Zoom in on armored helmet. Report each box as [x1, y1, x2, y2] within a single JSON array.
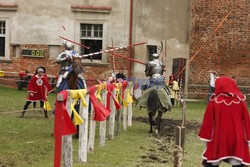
[[63, 41, 74, 50], [152, 53, 160, 59]]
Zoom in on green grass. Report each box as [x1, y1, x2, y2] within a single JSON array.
[[0, 87, 156, 167], [0, 86, 249, 167]]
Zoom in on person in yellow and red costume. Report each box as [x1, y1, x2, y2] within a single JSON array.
[[199, 76, 250, 167], [20, 67, 53, 118]]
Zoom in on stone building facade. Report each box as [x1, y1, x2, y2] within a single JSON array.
[[188, 0, 250, 98], [2, 0, 248, 100], [0, 0, 191, 90]]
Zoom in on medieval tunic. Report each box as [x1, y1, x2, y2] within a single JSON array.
[[199, 77, 250, 165], [27, 74, 53, 102]]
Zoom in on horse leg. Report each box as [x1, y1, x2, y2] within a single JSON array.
[[155, 111, 163, 134], [148, 112, 154, 133]]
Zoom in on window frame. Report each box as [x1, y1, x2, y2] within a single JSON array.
[[80, 23, 103, 61], [0, 18, 10, 60], [75, 20, 108, 64], [147, 45, 157, 61]]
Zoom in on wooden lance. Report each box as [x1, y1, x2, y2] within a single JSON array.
[[59, 36, 147, 65]]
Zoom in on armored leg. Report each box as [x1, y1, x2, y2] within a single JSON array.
[[56, 75, 63, 88], [62, 71, 69, 79]]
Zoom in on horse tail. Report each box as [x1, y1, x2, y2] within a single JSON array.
[[147, 89, 161, 117]]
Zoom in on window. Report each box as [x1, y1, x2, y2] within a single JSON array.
[[80, 24, 103, 60], [147, 45, 157, 61], [0, 21, 6, 57]]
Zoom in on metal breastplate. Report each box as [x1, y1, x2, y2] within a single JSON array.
[[146, 60, 163, 79], [56, 52, 72, 71]]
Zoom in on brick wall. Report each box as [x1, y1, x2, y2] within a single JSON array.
[[189, 0, 250, 99], [0, 44, 130, 88]]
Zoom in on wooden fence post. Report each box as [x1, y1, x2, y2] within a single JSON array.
[[115, 108, 121, 135], [108, 88, 116, 139], [174, 99, 186, 167], [88, 102, 96, 153], [127, 82, 133, 127], [99, 85, 107, 146], [123, 86, 128, 131], [78, 93, 89, 162], [175, 99, 186, 148], [62, 94, 73, 167], [115, 85, 121, 136]]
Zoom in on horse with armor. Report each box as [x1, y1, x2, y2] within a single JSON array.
[[137, 44, 172, 134]]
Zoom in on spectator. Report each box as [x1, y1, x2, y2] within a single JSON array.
[[168, 75, 179, 106], [199, 77, 250, 167], [208, 70, 218, 101], [20, 67, 53, 118], [116, 68, 126, 81]]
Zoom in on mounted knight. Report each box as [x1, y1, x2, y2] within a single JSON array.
[[137, 43, 172, 134], [54, 41, 86, 91]]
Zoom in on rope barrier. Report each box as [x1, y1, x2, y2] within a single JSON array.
[[0, 107, 45, 115]]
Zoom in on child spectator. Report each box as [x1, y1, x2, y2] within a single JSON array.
[[199, 77, 250, 167], [20, 67, 53, 118], [168, 75, 179, 106]]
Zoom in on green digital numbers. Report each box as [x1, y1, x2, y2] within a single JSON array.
[[31, 50, 44, 57]]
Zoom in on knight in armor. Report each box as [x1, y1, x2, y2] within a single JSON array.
[[137, 48, 172, 114], [145, 52, 165, 87], [54, 41, 79, 88], [137, 47, 172, 134]]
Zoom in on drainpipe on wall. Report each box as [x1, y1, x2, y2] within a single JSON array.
[[128, 0, 133, 78]]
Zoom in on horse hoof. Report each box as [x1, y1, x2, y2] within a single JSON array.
[[149, 130, 153, 133], [155, 130, 160, 137]]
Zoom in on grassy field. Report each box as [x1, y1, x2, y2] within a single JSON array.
[[0, 86, 248, 167]]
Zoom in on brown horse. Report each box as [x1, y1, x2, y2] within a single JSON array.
[[67, 56, 85, 90], [65, 56, 86, 138]]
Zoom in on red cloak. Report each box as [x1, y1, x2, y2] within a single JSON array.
[[27, 74, 53, 101], [199, 77, 250, 165]]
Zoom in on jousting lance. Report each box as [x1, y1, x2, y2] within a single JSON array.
[[59, 36, 89, 49], [107, 52, 146, 65], [80, 42, 147, 65], [59, 36, 147, 65], [79, 41, 147, 59]]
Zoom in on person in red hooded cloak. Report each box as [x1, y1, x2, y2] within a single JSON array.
[[199, 76, 250, 167], [20, 67, 53, 118]]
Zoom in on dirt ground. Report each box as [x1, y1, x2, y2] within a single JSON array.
[[134, 116, 201, 166]]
